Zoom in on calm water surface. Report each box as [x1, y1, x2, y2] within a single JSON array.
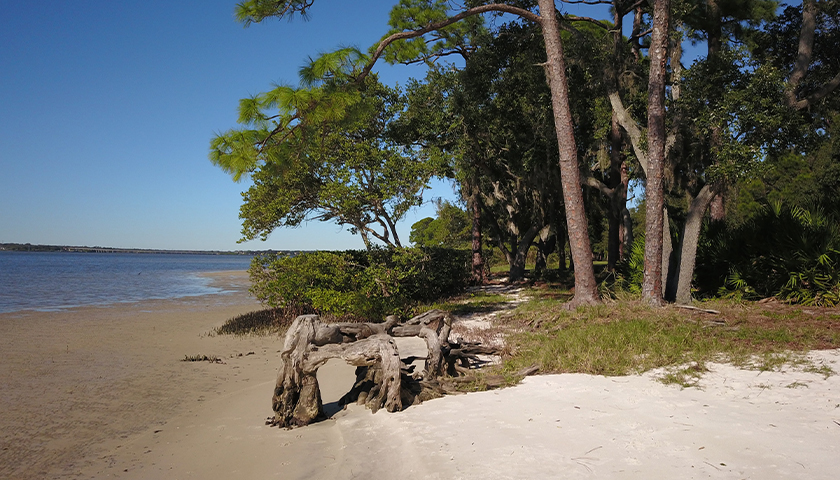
[[0, 251, 253, 314]]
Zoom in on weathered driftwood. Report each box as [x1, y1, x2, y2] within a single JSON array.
[[268, 309, 504, 428]]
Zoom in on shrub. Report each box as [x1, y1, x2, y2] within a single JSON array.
[[696, 202, 840, 306], [249, 247, 471, 319], [603, 234, 646, 296]]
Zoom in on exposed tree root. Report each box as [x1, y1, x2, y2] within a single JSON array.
[[268, 310, 506, 428]]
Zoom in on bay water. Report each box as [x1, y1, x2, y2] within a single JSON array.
[[0, 251, 254, 314]]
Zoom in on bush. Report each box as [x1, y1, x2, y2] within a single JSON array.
[[696, 202, 840, 306], [249, 247, 471, 319]]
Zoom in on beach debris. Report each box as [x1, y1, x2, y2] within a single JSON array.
[[267, 309, 504, 428], [674, 304, 721, 315], [181, 354, 224, 364]]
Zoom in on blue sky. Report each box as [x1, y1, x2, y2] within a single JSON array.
[[1, 0, 636, 251]]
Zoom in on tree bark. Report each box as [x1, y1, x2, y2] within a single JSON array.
[[509, 225, 542, 282], [470, 185, 485, 285], [607, 113, 626, 271], [557, 220, 567, 270], [537, 0, 599, 306], [668, 184, 715, 303], [620, 161, 633, 259], [641, 0, 671, 306]]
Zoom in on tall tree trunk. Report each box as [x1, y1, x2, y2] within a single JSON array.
[[620, 161, 632, 259], [705, 0, 727, 224], [607, 113, 625, 271], [537, 0, 599, 306], [535, 238, 548, 276], [641, 0, 671, 306], [662, 207, 676, 297], [470, 185, 485, 285], [631, 7, 644, 61]]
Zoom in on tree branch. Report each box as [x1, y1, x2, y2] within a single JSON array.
[[607, 91, 649, 175], [788, 0, 817, 97], [358, 4, 542, 83], [630, 28, 653, 42], [792, 71, 840, 110], [582, 175, 616, 197], [565, 15, 612, 31], [785, 0, 840, 110]]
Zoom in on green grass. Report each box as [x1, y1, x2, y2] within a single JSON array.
[[493, 292, 840, 386]]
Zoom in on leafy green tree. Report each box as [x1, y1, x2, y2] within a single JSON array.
[[212, 77, 437, 248], [409, 200, 472, 248], [665, 0, 840, 303]]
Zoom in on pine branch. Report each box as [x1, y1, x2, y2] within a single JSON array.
[[358, 4, 542, 83]]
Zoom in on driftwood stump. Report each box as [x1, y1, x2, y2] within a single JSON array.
[[268, 310, 502, 428]]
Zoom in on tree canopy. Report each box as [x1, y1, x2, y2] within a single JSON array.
[[212, 0, 840, 307]]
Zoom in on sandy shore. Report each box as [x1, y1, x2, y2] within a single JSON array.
[[2, 273, 839, 479]]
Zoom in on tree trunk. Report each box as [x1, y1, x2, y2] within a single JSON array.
[[709, 193, 725, 221], [535, 238, 548, 276], [607, 113, 625, 271], [470, 186, 485, 284], [641, 0, 671, 306], [557, 221, 567, 270], [668, 184, 715, 304], [620, 162, 633, 259], [537, 0, 599, 306], [662, 207, 677, 297], [509, 225, 541, 282]]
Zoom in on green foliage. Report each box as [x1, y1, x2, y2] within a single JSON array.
[[501, 294, 840, 381], [697, 202, 840, 306], [248, 247, 471, 319], [605, 234, 647, 295], [234, 0, 316, 25], [409, 200, 471, 248], [733, 112, 840, 223], [378, 0, 487, 65], [214, 78, 437, 247]]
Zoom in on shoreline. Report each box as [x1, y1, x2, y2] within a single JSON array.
[[0, 269, 252, 316], [0, 274, 267, 479], [2, 276, 839, 478]]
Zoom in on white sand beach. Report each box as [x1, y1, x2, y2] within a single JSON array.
[[2, 272, 839, 479]]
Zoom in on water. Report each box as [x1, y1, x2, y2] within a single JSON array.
[[0, 251, 254, 314]]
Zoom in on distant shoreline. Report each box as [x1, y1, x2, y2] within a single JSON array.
[[0, 243, 304, 256]]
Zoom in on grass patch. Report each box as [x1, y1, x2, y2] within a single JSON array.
[[492, 290, 840, 384], [213, 307, 367, 337], [213, 307, 294, 336]]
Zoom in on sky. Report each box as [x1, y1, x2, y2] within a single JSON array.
[[1, 0, 632, 252]]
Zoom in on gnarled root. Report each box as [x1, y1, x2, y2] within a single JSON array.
[[270, 310, 505, 428]]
